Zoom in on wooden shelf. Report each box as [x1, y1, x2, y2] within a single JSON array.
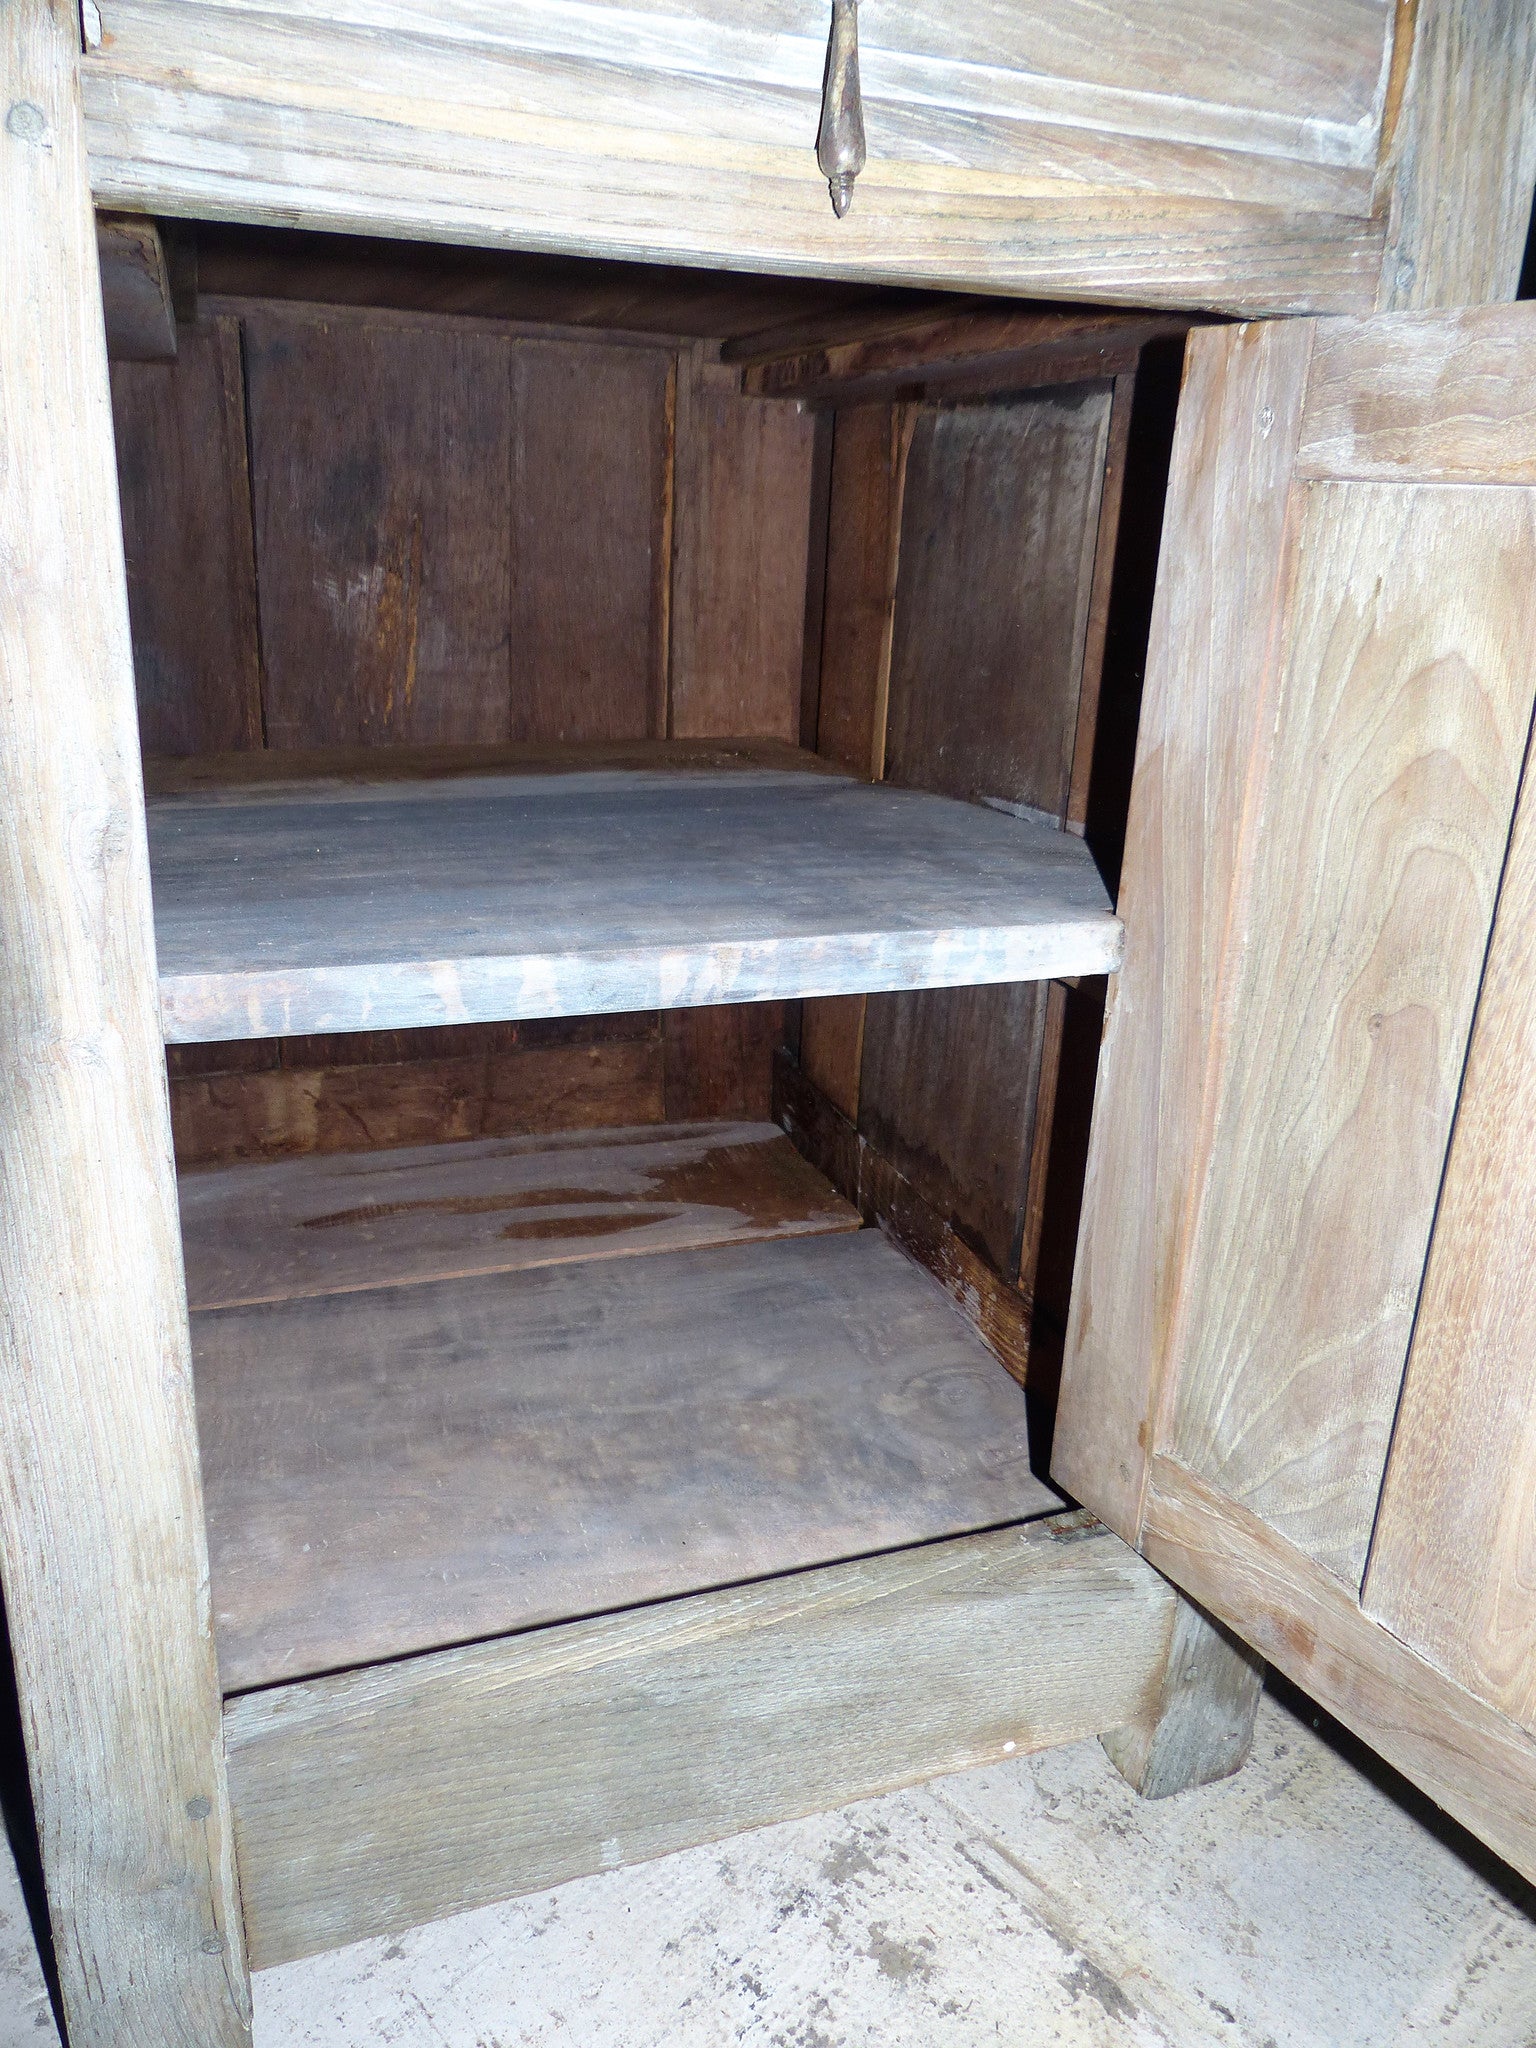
[[148, 764, 1122, 1043], [192, 1219, 1058, 1692], [179, 1119, 861, 1311]]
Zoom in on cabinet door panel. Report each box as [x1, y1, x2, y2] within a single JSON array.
[[1165, 480, 1534, 1581], [1056, 303, 1536, 1875]]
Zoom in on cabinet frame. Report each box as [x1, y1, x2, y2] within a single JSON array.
[[3, 0, 1535, 2040]]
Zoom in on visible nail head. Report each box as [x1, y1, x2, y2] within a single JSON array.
[[200, 1934, 225, 1955], [185, 1794, 212, 1821], [6, 102, 48, 146]]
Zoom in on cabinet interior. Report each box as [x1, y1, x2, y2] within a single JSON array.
[[108, 221, 1185, 1700]]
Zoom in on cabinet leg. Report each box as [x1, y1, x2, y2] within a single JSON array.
[[1102, 1590, 1263, 1799]]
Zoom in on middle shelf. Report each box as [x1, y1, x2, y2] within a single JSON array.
[[147, 754, 1122, 1043]]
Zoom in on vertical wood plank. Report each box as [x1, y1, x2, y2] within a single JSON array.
[[1163, 482, 1536, 1582], [1052, 320, 1316, 1541], [882, 390, 1113, 814], [861, 388, 1113, 1284], [509, 337, 674, 741], [798, 402, 913, 1125], [663, 1003, 785, 1122], [0, 4, 249, 2040], [242, 306, 514, 747], [669, 349, 817, 740], [111, 315, 264, 755], [1376, 0, 1536, 311], [1365, 727, 1536, 1730]]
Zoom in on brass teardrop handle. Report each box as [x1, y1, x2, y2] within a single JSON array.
[[817, 0, 866, 218]]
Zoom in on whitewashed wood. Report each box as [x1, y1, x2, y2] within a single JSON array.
[[194, 1229, 1059, 1691], [1364, 747, 1536, 1733], [1375, 0, 1536, 311], [1163, 480, 1535, 1582], [1143, 1458, 1536, 1888], [1052, 319, 1315, 1542], [180, 1118, 860, 1310], [224, 1513, 1175, 1967], [148, 769, 1123, 1043], [80, 1, 1391, 315], [0, 3, 247, 2041], [1297, 305, 1536, 484], [1101, 1596, 1262, 1800]]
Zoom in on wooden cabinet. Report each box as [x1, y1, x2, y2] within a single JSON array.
[[4, 1, 1536, 2041]]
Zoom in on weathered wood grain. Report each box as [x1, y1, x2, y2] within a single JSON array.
[[181, 1120, 858, 1310], [510, 336, 674, 741], [170, 1024, 666, 1168], [1364, 737, 1536, 1731], [668, 350, 816, 741], [0, 3, 248, 2038], [225, 1514, 1173, 1968], [147, 769, 1124, 1042], [144, 735, 835, 798], [242, 304, 514, 746], [883, 392, 1113, 814], [1298, 305, 1536, 484], [1375, 0, 1536, 311], [796, 403, 911, 1122], [812, 404, 911, 780], [1101, 1594, 1263, 1800], [860, 983, 1051, 1282], [1143, 1458, 1536, 1887], [773, 1054, 1036, 1388], [193, 222, 909, 341], [194, 1229, 1057, 1691], [861, 389, 1113, 1280], [80, 1, 1393, 315], [96, 209, 176, 358], [1164, 481, 1535, 1582], [661, 1003, 785, 1121], [111, 316, 264, 756], [1052, 319, 1315, 1541], [738, 307, 1184, 403]]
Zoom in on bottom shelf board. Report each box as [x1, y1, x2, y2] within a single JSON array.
[[194, 1229, 1058, 1693], [179, 1119, 861, 1311]]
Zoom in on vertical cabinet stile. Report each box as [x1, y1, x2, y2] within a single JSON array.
[[0, 2, 249, 2041]]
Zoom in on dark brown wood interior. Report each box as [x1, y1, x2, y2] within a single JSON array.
[[112, 222, 1183, 1432]]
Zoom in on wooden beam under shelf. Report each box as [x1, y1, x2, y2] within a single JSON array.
[[148, 767, 1123, 1043], [225, 1512, 1177, 1968]]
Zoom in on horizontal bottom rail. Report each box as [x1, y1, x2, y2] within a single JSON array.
[[226, 1514, 1176, 1967]]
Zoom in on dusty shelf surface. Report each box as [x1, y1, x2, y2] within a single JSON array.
[[148, 766, 1122, 1043], [193, 1225, 1058, 1692]]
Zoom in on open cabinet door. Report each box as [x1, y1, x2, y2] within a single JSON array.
[[1054, 304, 1536, 1879]]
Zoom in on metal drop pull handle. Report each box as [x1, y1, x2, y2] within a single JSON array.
[[817, 0, 866, 218]]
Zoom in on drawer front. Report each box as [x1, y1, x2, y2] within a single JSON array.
[[82, 0, 1392, 315]]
